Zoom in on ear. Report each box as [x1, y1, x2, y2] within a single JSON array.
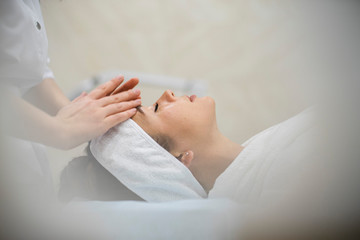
[[179, 151, 194, 167]]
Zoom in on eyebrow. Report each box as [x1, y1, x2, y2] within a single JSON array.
[[136, 105, 144, 114]]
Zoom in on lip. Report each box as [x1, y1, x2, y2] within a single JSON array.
[[189, 95, 197, 102]]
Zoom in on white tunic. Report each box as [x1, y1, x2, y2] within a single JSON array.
[[0, 0, 54, 196], [0, 0, 54, 94]]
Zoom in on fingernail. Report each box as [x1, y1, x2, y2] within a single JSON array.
[[132, 89, 140, 95], [135, 99, 141, 104], [131, 108, 137, 113]]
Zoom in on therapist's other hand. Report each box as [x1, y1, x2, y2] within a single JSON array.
[[55, 75, 141, 149]]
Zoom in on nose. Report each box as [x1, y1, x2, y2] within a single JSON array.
[[159, 89, 176, 103]]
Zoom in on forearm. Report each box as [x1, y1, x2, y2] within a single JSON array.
[[23, 78, 70, 115], [1, 76, 141, 150], [2, 93, 67, 149]]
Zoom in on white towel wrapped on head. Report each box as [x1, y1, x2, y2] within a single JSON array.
[[90, 119, 207, 202]]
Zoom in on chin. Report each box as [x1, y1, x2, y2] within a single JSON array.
[[200, 96, 216, 118], [199, 96, 215, 104], [203, 96, 215, 109]]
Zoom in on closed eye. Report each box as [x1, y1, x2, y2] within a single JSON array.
[[154, 103, 159, 112]]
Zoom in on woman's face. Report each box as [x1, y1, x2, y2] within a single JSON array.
[[132, 90, 217, 154]]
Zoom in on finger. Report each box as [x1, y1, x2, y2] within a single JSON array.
[[98, 88, 141, 107], [105, 108, 137, 128], [72, 91, 87, 103], [104, 99, 141, 117], [110, 78, 139, 96], [88, 75, 124, 99]]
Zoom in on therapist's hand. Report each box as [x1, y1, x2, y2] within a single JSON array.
[[55, 75, 141, 149]]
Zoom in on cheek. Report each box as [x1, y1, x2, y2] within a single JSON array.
[[162, 110, 190, 130], [158, 108, 193, 139], [159, 98, 216, 139]]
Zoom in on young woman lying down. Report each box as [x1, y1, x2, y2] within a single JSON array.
[[60, 90, 317, 203]]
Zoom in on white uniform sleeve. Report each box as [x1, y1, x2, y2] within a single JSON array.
[[42, 57, 55, 80]]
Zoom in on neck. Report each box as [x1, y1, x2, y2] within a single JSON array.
[[191, 131, 243, 193]]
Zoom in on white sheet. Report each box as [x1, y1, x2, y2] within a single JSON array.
[[209, 107, 319, 204], [66, 199, 242, 240]]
